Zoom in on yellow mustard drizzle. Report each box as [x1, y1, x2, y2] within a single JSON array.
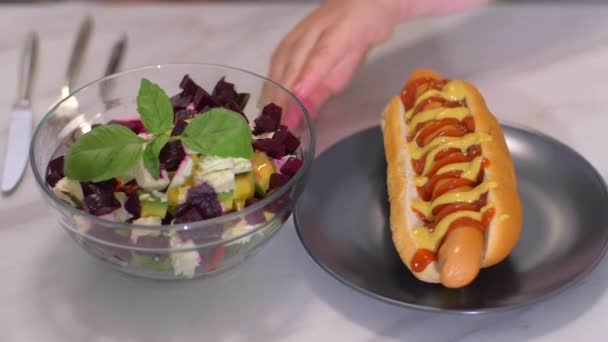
[[404, 80, 468, 119], [407, 135, 461, 160], [420, 132, 492, 176], [414, 176, 428, 187], [411, 200, 431, 219], [412, 205, 493, 251], [430, 181, 497, 211], [404, 79, 497, 251], [436, 156, 483, 181], [407, 107, 470, 135]]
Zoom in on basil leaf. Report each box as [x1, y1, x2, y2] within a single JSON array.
[[143, 135, 170, 178], [137, 78, 174, 134], [65, 124, 145, 182], [181, 108, 253, 159]]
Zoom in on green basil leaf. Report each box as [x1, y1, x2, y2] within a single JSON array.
[[143, 135, 170, 178], [181, 108, 253, 159], [136, 78, 174, 134], [65, 124, 145, 182]]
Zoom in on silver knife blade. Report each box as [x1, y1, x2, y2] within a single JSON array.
[[1, 31, 38, 193], [1, 107, 33, 192]]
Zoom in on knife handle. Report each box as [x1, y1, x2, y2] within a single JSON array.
[[64, 16, 93, 93], [17, 31, 38, 106]]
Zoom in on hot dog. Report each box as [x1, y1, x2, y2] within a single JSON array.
[[380, 68, 523, 288]]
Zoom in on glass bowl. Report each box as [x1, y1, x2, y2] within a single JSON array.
[[29, 63, 315, 280]]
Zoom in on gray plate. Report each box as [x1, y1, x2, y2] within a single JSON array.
[[294, 124, 608, 314]]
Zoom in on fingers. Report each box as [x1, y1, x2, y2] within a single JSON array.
[[284, 46, 368, 130], [293, 25, 349, 99]]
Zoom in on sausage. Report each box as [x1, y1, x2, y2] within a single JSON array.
[[380, 68, 523, 288]]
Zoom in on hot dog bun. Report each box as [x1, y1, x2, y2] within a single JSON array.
[[380, 68, 523, 288]]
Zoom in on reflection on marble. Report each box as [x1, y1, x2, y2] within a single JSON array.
[[2, 2, 608, 341]]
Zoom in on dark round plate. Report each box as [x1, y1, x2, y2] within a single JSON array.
[[294, 124, 608, 314]]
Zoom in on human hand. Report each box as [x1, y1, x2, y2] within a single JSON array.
[[263, 0, 489, 129], [263, 0, 407, 128]]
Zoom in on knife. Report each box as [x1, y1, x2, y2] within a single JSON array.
[[1, 32, 38, 193]]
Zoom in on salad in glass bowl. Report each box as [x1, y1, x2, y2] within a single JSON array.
[[30, 64, 315, 280]]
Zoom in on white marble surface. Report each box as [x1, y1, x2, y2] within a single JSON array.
[[2, 2, 608, 341]]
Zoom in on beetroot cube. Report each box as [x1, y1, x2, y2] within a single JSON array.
[[252, 138, 286, 159], [124, 193, 140, 218], [179, 74, 202, 96], [174, 205, 205, 224], [236, 93, 250, 110], [212, 77, 238, 103], [159, 140, 186, 172], [120, 180, 140, 196], [273, 128, 300, 154], [175, 109, 197, 122], [268, 173, 290, 191], [171, 119, 188, 136], [46, 155, 65, 188], [108, 119, 146, 134], [280, 157, 303, 177], [187, 183, 222, 219], [262, 103, 282, 123], [170, 92, 192, 111], [193, 87, 219, 112], [253, 115, 279, 135]]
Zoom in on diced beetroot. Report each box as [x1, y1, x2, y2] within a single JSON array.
[[267, 191, 293, 215], [187, 183, 222, 217], [174, 204, 205, 224], [178, 223, 223, 244], [245, 198, 259, 207], [174, 183, 222, 224], [244, 198, 266, 225], [273, 128, 301, 154], [81, 180, 121, 216], [120, 179, 140, 196], [162, 212, 174, 225], [212, 77, 238, 104], [83, 192, 121, 216], [171, 119, 188, 136], [159, 141, 186, 172], [280, 157, 303, 177], [252, 138, 286, 159], [253, 115, 279, 135], [46, 155, 65, 188], [86, 226, 132, 261], [171, 120, 188, 137], [81, 179, 115, 196], [223, 101, 246, 117], [124, 193, 140, 218], [175, 109, 197, 122], [262, 103, 282, 123], [268, 173, 290, 191], [193, 87, 219, 112], [179, 74, 202, 97], [136, 235, 170, 249], [170, 92, 192, 111], [108, 119, 146, 134], [236, 93, 250, 110]]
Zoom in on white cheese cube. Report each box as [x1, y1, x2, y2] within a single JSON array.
[[193, 169, 235, 194], [170, 236, 200, 278], [52, 177, 84, 207], [198, 155, 234, 175], [232, 158, 252, 174], [135, 159, 170, 191], [168, 156, 194, 189]]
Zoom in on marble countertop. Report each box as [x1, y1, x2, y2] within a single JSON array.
[[2, 2, 608, 341]]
